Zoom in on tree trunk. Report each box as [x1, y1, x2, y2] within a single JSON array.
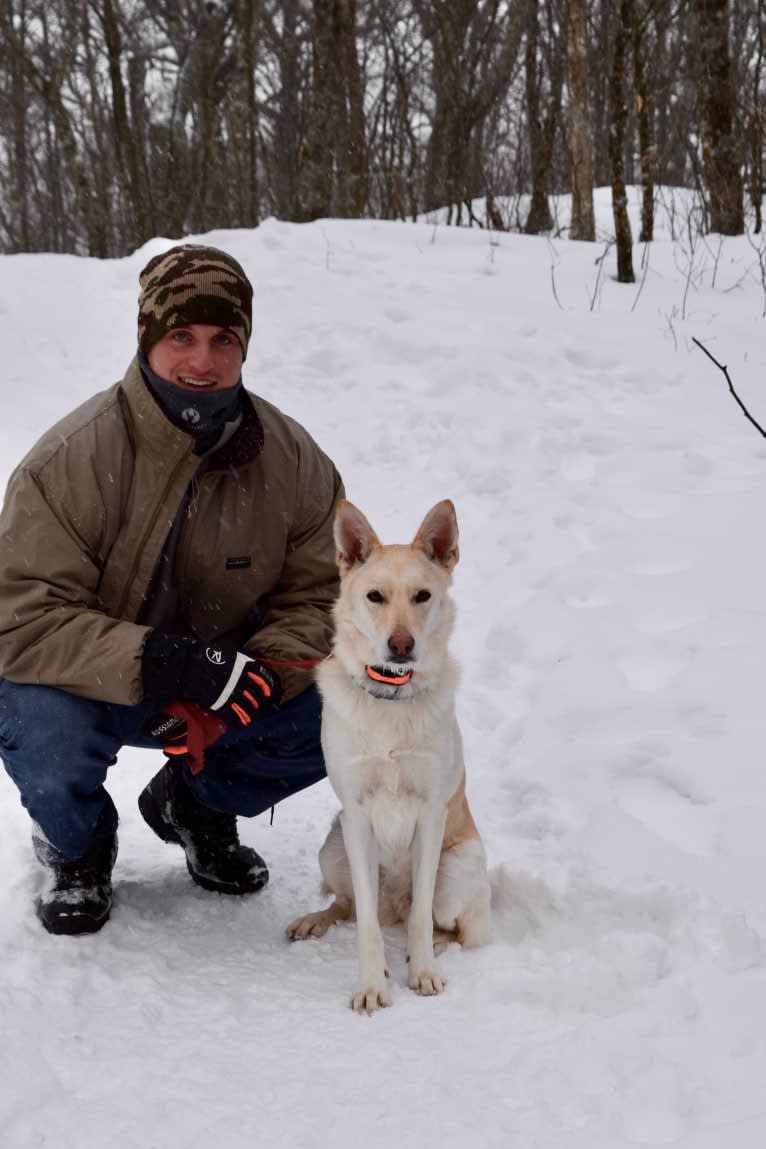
[[747, 0, 764, 233], [271, 0, 303, 220], [300, 0, 368, 221], [303, 0, 336, 219], [525, 0, 554, 233], [698, 0, 744, 234], [419, 0, 525, 216], [3, 0, 31, 250], [239, 0, 259, 227], [610, 0, 635, 282], [338, 0, 368, 216], [632, 0, 655, 242], [100, 0, 153, 249], [567, 0, 595, 241]]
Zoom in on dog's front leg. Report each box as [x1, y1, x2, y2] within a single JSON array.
[[340, 806, 389, 1014], [408, 808, 448, 996]]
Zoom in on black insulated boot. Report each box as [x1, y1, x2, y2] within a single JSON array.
[[138, 763, 268, 895], [34, 834, 117, 936]]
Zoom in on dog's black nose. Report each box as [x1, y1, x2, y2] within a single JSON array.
[[388, 630, 414, 658]]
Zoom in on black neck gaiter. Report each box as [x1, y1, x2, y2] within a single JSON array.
[[138, 350, 244, 441]]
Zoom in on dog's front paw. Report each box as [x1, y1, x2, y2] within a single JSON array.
[[408, 966, 447, 996], [351, 982, 391, 1014]]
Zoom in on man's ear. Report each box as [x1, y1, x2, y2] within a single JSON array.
[[334, 500, 381, 574], [413, 500, 459, 572]]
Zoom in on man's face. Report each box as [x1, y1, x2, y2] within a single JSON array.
[[147, 324, 243, 391]]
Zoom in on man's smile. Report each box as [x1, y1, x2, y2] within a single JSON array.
[[176, 375, 219, 390]]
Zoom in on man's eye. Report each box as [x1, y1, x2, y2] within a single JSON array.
[[171, 330, 191, 343], [213, 332, 233, 346], [366, 590, 385, 604], [414, 590, 431, 604]]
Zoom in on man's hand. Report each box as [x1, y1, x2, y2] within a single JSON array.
[[142, 632, 283, 732], [182, 645, 281, 728], [144, 710, 189, 757], [142, 701, 227, 775]]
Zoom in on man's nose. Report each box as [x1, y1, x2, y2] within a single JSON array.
[[187, 344, 216, 373]]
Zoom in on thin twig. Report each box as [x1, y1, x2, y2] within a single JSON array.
[[692, 337, 766, 439], [681, 212, 697, 321], [662, 306, 678, 351], [589, 241, 612, 312], [631, 242, 651, 313], [700, 234, 723, 290], [745, 229, 766, 317], [546, 238, 564, 310], [320, 226, 332, 271]]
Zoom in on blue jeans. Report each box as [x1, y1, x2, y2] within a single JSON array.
[[0, 679, 325, 861]]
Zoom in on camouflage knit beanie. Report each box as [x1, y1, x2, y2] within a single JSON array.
[[137, 244, 253, 359]]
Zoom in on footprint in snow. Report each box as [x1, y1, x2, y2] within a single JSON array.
[[613, 768, 715, 857], [383, 306, 410, 324], [560, 453, 597, 482], [617, 644, 694, 692]]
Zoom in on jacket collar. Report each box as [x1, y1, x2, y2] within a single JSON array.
[[121, 357, 265, 469]]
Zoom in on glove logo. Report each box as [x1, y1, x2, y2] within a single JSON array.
[[181, 407, 201, 425], [205, 647, 225, 665]]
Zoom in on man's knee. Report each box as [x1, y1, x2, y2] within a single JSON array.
[[0, 680, 108, 755], [191, 686, 327, 816], [255, 684, 323, 753]]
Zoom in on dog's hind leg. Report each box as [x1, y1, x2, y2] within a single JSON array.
[[455, 884, 491, 948], [433, 838, 491, 949], [432, 925, 460, 954], [287, 897, 352, 940], [287, 815, 355, 940], [317, 813, 354, 901]]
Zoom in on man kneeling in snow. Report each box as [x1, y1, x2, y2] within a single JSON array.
[[0, 244, 343, 934]]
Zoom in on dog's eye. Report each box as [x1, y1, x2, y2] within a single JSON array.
[[414, 590, 431, 604], [366, 590, 385, 604]]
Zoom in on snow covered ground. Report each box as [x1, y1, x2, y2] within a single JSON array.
[[2, 188, 766, 1148]]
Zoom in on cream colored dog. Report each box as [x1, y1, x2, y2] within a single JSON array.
[[288, 499, 490, 1013]]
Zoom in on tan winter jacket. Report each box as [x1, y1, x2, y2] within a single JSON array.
[[0, 359, 343, 705]]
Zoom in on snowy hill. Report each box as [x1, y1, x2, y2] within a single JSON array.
[[1, 191, 766, 1148]]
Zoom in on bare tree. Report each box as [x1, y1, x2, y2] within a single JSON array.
[[366, 1, 425, 220], [416, 0, 525, 219], [237, 0, 260, 227], [524, 0, 566, 234], [743, 0, 765, 232], [260, 0, 310, 221], [97, 0, 156, 248], [610, 0, 636, 281], [632, 0, 656, 242], [566, 0, 595, 240], [0, 0, 31, 250], [697, 0, 744, 234], [0, 0, 762, 256], [298, 0, 368, 220]]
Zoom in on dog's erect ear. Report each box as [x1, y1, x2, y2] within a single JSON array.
[[334, 500, 381, 573], [413, 500, 459, 572]]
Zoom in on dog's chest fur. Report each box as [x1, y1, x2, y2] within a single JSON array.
[[359, 749, 430, 866], [319, 668, 461, 868]]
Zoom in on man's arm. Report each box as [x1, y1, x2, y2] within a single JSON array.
[[0, 465, 149, 704]]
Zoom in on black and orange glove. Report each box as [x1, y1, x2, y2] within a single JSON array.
[[142, 632, 282, 732], [142, 701, 227, 775]]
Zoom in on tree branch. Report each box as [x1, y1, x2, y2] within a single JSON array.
[[692, 337, 766, 439]]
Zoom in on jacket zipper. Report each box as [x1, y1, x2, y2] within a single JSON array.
[[114, 455, 195, 618]]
